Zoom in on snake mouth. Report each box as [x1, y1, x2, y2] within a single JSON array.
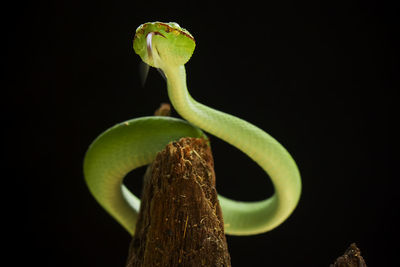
[[146, 31, 166, 62]]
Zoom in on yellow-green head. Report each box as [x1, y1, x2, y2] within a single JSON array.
[[133, 22, 195, 67]]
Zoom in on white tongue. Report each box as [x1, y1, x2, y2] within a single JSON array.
[[139, 61, 149, 87], [139, 62, 166, 88], [156, 68, 166, 81]]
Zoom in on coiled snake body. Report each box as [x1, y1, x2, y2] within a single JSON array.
[[84, 22, 301, 236]]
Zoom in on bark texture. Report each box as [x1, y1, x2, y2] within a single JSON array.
[[125, 137, 231, 267], [330, 243, 367, 267]]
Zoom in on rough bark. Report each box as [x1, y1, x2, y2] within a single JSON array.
[[125, 136, 231, 267], [330, 243, 367, 267]]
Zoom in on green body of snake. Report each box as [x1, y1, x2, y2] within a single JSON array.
[[83, 22, 301, 236]]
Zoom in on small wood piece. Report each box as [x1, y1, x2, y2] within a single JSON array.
[[154, 103, 171, 116], [330, 243, 367, 267], [125, 137, 231, 267]]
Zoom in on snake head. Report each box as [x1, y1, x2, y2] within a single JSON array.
[[133, 22, 195, 68]]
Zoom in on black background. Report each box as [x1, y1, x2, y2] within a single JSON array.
[[5, 0, 397, 266]]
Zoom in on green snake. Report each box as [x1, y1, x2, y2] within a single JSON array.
[[83, 22, 301, 236]]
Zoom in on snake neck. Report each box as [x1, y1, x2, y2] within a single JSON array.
[[161, 64, 257, 147], [163, 65, 191, 111], [161, 63, 259, 156], [162, 65, 204, 125], [162, 64, 229, 138]]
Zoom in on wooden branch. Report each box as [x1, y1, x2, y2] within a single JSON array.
[[330, 243, 367, 267], [125, 135, 231, 267]]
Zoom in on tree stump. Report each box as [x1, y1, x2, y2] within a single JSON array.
[[330, 243, 367, 267], [125, 136, 231, 267]]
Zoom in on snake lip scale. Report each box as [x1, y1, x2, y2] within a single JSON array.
[[84, 21, 302, 236]]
